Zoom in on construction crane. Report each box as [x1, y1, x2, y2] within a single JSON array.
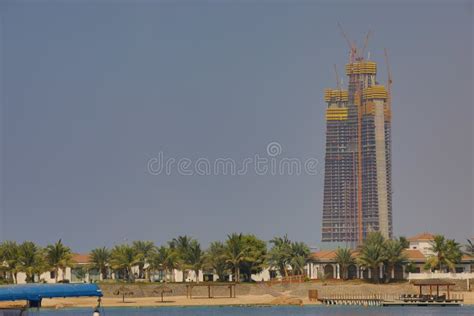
[[360, 30, 372, 60], [333, 64, 341, 90], [384, 48, 393, 108], [338, 22, 357, 63]]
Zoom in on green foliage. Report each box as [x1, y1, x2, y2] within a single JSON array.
[[383, 238, 407, 282], [5, 233, 468, 285], [240, 234, 267, 281], [223, 233, 248, 282], [288, 242, 310, 276], [169, 235, 193, 282], [186, 240, 205, 282], [132, 241, 156, 280], [267, 235, 310, 278], [17, 241, 47, 283], [267, 235, 292, 277], [90, 247, 111, 280], [45, 239, 73, 282], [148, 246, 179, 282], [357, 232, 386, 283], [204, 241, 228, 281], [464, 239, 474, 256], [335, 248, 354, 280], [398, 236, 410, 249], [72, 265, 87, 281], [424, 235, 462, 272], [0, 241, 20, 283], [404, 261, 417, 273], [110, 245, 138, 282]]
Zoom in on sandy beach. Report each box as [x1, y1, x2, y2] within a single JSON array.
[[0, 282, 472, 309], [0, 295, 296, 309]]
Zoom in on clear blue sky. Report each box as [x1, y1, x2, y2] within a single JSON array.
[[1, 1, 472, 251]]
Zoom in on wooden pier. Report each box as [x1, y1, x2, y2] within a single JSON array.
[[318, 294, 394, 306], [317, 280, 464, 307], [317, 293, 463, 307]]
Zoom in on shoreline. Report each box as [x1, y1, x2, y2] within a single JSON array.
[[1, 294, 473, 310], [0, 295, 317, 309], [0, 282, 472, 309]]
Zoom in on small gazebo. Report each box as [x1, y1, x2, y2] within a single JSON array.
[[113, 285, 134, 303], [412, 279, 456, 299], [153, 285, 173, 303]]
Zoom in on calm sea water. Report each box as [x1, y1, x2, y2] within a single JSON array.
[[18, 306, 474, 316]]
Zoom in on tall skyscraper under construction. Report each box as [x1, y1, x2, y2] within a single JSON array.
[[321, 38, 393, 246]]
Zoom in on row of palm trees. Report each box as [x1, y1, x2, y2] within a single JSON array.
[[104, 234, 270, 283], [350, 232, 407, 283], [337, 232, 467, 283], [0, 240, 72, 284], [1, 234, 471, 284], [100, 234, 307, 284], [0, 234, 305, 284]]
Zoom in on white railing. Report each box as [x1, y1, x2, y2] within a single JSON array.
[[408, 271, 474, 280]]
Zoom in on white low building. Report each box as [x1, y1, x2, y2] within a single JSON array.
[[15, 254, 99, 284], [304, 233, 474, 281]]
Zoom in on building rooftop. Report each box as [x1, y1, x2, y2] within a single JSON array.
[[403, 249, 426, 261], [72, 253, 91, 265], [407, 232, 435, 242], [311, 249, 359, 261], [461, 254, 474, 262], [411, 279, 456, 286], [311, 250, 338, 261]]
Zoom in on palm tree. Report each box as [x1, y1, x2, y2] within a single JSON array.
[[426, 235, 447, 271], [358, 243, 385, 283], [357, 232, 386, 283], [170, 236, 193, 282], [45, 239, 73, 282], [224, 233, 248, 283], [187, 240, 204, 283], [398, 236, 410, 249], [464, 239, 474, 256], [240, 235, 267, 281], [445, 239, 462, 271], [148, 246, 179, 282], [335, 248, 354, 280], [289, 242, 310, 276], [132, 241, 156, 280], [425, 235, 462, 272], [0, 241, 20, 283], [204, 241, 228, 282], [383, 239, 406, 282], [365, 231, 385, 245], [110, 245, 138, 282], [17, 241, 46, 283], [267, 235, 292, 278], [90, 247, 111, 280]]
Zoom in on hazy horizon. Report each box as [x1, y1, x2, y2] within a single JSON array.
[[1, 1, 472, 252]]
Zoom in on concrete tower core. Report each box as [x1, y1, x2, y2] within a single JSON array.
[[321, 56, 393, 247]]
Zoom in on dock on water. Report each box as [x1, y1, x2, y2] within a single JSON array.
[[317, 293, 464, 307], [313, 279, 465, 307]]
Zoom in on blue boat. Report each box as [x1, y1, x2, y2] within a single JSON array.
[[0, 284, 102, 311]]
